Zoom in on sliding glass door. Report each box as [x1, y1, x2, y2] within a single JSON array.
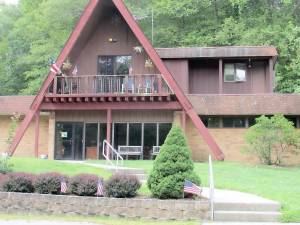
[[55, 122, 83, 160]]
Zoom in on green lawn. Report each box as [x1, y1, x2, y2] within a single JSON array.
[[88, 160, 300, 222], [10, 157, 111, 179], [0, 214, 197, 225], [7, 158, 300, 222]]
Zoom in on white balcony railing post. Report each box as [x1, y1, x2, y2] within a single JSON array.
[[54, 74, 172, 95]]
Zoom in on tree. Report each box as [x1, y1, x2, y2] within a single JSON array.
[[245, 114, 300, 166], [147, 125, 200, 199]]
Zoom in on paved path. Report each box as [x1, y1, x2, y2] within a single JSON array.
[[0, 221, 100, 225], [203, 223, 300, 225], [201, 187, 279, 204]]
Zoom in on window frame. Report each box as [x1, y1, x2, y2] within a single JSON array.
[[224, 63, 247, 83], [97, 55, 132, 75]]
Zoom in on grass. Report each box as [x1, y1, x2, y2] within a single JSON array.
[[0, 213, 198, 225], [10, 157, 111, 179], [88, 160, 300, 222], [7, 158, 300, 222]]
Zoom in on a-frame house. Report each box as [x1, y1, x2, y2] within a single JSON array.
[[9, 0, 225, 161]]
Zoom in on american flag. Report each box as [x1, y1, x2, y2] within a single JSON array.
[[50, 62, 62, 75], [96, 180, 104, 197], [60, 180, 67, 194], [184, 180, 202, 196]]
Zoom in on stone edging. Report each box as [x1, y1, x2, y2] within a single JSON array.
[[0, 192, 210, 221]]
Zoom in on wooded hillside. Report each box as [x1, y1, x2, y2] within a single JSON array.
[[0, 0, 300, 95]]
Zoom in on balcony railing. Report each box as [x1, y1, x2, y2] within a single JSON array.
[[47, 74, 172, 95]]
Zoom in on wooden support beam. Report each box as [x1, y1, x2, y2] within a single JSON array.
[[108, 97, 113, 102], [100, 97, 105, 102], [106, 109, 112, 159], [85, 97, 89, 102], [60, 97, 65, 103], [158, 96, 163, 102], [116, 96, 121, 102], [181, 111, 186, 132], [132, 96, 137, 102], [76, 97, 82, 102], [219, 59, 223, 94], [68, 97, 73, 103], [92, 97, 97, 102], [40, 101, 182, 111], [53, 98, 57, 103], [150, 96, 154, 102], [34, 111, 40, 158], [141, 96, 146, 102]]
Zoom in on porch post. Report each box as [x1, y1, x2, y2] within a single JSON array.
[[34, 111, 40, 158], [106, 109, 112, 144], [269, 58, 274, 93], [218, 59, 223, 94], [181, 111, 186, 132]]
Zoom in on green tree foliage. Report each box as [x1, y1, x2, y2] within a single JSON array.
[[126, 0, 300, 93], [147, 125, 200, 199], [245, 114, 300, 166], [0, 0, 300, 94], [0, 0, 88, 95]]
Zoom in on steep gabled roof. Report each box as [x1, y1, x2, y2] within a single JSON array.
[[10, 0, 225, 160]]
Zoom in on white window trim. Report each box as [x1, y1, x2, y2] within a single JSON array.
[[224, 63, 247, 83]]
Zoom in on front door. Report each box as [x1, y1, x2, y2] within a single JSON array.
[[55, 122, 83, 160]]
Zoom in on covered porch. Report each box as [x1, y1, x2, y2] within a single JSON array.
[[51, 110, 179, 161]]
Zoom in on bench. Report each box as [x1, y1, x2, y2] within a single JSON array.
[[117, 146, 143, 160], [151, 146, 161, 159]]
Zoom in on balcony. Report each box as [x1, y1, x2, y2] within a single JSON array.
[[43, 74, 177, 107], [47, 74, 172, 96]]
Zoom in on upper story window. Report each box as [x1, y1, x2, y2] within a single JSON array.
[[98, 55, 132, 75], [224, 63, 247, 82]]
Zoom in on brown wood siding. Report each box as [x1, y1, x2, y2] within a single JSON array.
[[163, 59, 189, 93], [189, 59, 269, 94], [56, 111, 107, 123], [222, 61, 267, 94], [75, 13, 157, 76], [55, 110, 173, 123], [189, 60, 219, 94]]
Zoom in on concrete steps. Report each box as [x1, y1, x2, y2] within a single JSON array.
[[214, 202, 281, 222]]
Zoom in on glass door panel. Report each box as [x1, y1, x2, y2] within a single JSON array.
[[85, 123, 98, 160], [55, 123, 73, 160], [99, 123, 107, 159], [74, 124, 83, 160], [143, 123, 157, 159], [159, 123, 172, 146], [129, 123, 142, 146], [55, 122, 83, 160], [113, 123, 127, 149]]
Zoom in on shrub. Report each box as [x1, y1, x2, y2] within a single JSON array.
[[35, 172, 66, 194], [104, 173, 141, 198], [245, 114, 300, 165], [69, 174, 100, 196], [147, 125, 201, 199], [2, 172, 35, 193], [0, 156, 13, 174]]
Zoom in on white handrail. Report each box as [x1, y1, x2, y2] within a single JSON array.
[[102, 140, 124, 170], [208, 155, 215, 221]]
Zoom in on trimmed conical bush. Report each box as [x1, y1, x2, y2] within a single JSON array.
[[147, 125, 201, 199]]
